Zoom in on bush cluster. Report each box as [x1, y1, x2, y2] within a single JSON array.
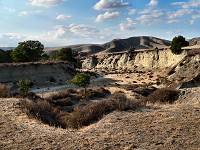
[[19, 87, 180, 129], [19, 89, 136, 129]]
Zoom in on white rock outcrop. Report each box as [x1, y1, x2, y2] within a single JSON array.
[[83, 49, 186, 70]]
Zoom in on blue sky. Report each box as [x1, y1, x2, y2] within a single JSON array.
[[0, 0, 200, 47]]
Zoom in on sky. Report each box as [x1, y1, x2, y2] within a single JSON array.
[[0, 0, 200, 47]]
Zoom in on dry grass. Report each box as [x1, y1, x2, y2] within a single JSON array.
[[146, 88, 180, 104], [19, 99, 65, 128], [0, 84, 11, 98], [19, 92, 137, 129], [19, 86, 181, 129], [187, 49, 200, 56], [58, 93, 136, 129], [77, 87, 111, 99]]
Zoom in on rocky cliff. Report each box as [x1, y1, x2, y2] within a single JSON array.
[[82, 48, 186, 71], [0, 62, 75, 86]]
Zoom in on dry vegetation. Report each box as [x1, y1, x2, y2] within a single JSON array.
[[0, 84, 11, 98], [17, 87, 180, 129]]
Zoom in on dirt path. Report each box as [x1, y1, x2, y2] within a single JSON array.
[[1, 87, 200, 150]]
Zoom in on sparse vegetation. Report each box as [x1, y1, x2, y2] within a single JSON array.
[[19, 91, 136, 129], [0, 84, 11, 97], [170, 35, 189, 54], [19, 86, 181, 129], [146, 88, 180, 104]]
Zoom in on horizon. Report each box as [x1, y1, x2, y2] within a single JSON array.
[[0, 0, 200, 47]]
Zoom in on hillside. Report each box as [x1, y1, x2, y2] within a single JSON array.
[[188, 37, 200, 46], [44, 36, 171, 55]]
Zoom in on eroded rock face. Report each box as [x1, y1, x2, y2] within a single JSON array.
[[83, 49, 186, 71], [168, 53, 200, 85], [0, 62, 75, 86]]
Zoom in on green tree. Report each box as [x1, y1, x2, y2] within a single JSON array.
[[69, 73, 90, 100], [170, 36, 189, 54], [56, 47, 73, 61], [49, 51, 58, 60], [11, 40, 44, 62], [0, 49, 12, 63], [18, 80, 31, 96], [41, 53, 49, 61]]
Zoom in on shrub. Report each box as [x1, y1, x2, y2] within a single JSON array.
[[146, 88, 180, 104], [69, 73, 90, 87], [0, 84, 11, 98], [63, 93, 133, 128], [18, 80, 31, 96], [69, 73, 90, 100], [108, 93, 133, 110], [19, 99, 65, 128], [56, 48, 73, 61], [77, 87, 111, 99], [19, 92, 136, 129]]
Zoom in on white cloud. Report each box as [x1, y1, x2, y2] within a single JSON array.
[[52, 25, 67, 38], [192, 14, 200, 19], [0, 33, 25, 40], [94, 0, 131, 11], [136, 9, 163, 24], [30, 0, 64, 7], [19, 10, 42, 16], [69, 24, 99, 37], [95, 11, 120, 22], [166, 30, 182, 35], [190, 20, 195, 24], [168, 9, 193, 20], [4, 7, 16, 13], [119, 18, 136, 31], [149, 0, 158, 6], [128, 9, 136, 15], [56, 14, 71, 20], [167, 19, 181, 24], [172, 0, 200, 9]]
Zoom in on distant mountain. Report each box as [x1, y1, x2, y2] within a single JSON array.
[[0, 47, 15, 51], [44, 36, 171, 55], [188, 37, 200, 46]]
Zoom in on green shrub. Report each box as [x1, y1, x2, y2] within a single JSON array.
[[18, 80, 31, 96], [69, 73, 90, 87]]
